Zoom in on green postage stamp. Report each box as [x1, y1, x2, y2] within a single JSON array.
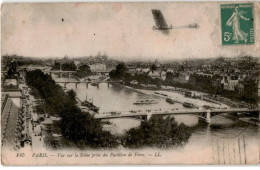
[[220, 3, 254, 45]]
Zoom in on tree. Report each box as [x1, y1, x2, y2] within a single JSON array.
[[51, 61, 76, 71], [116, 63, 127, 77], [6, 60, 18, 78], [66, 89, 77, 104], [151, 64, 158, 72], [78, 64, 91, 72], [52, 61, 61, 70], [165, 72, 174, 82], [74, 64, 92, 78], [62, 62, 76, 71], [109, 63, 127, 80], [122, 116, 191, 148]]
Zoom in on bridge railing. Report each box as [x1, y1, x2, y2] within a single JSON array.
[[96, 107, 258, 118]]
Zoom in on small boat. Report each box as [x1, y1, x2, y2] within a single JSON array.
[[134, 99, 158, 105], [161, 93, 168, 97], [183, 102, 194, 108], [91, 82, 98, 86], [110, 112, 121, 115], [92, 106, 100, 113], [202, 105, 211, 110], [166, 97, 175, 104], [185, 91, 192, 97], [102, 120, 112, 125], [81, 100, 100, 113]]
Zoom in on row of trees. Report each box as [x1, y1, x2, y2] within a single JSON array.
[[164, 72, 258, 104], [52, 61, 77, 71], [26, 70, 118, 148], [164, 73, 218, 93], [109, 63, 161, 87]]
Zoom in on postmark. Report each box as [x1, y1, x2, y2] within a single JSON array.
[[220, 3, 254, 45]]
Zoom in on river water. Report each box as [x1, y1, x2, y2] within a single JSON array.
[[55, 76, 259, 164]]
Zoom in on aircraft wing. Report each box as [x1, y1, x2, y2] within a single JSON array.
[[152, 9, 168, 27]]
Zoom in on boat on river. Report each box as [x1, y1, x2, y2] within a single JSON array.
[[134, 99, 158, 105], [202, 105, 211, 110], [183, 102, 195, 108], [166, 97, 175, 104], [110, 111, 121, 115], [81, 100, 99, 112], [91, 82, 98, 87]]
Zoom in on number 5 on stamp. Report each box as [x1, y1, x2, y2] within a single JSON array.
[[220, 3, 254, 45]]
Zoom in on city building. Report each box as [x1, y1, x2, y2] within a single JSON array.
[[1, 93, 23, 151], [89, 63, 107, 72]]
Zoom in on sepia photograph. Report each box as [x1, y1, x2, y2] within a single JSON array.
[[1, 1, 260, 165]]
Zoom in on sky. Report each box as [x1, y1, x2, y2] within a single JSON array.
[[1, 2, 260, 61]]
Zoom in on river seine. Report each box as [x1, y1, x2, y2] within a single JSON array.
[[55, 77, 259, 164]]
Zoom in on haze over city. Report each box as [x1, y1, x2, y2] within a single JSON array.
[[2, 3, 259, 60]]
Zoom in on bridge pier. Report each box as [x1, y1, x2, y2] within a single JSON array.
[[68, 72, 71, 79], [198, 110, 211, 124], [75, 83, 78, 89], [147, 114, 152, 121], [206, 110, 211, 124], [141, 115, 147, 122]]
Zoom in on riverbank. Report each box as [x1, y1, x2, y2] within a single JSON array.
[[113, 77, 252, 109], [118, 83, 228, 109]]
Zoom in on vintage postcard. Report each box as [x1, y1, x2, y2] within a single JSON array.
[[1, 1, 260, 165]]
